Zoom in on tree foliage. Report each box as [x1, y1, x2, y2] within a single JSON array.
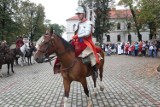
[[118, 0, 142, 41], [0, 0, 66, 44], [138, 0, 160, 39], [49, 24, 66, 36], [83, 0, 112, 44], [0, 0, 21, 42]]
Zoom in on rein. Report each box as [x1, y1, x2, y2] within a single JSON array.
[[38, 35, 77, 71]]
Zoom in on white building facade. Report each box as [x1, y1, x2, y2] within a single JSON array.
[[66, 16, 79, 41], [66, 7, 158, 44], [103, 9, 151, 44]]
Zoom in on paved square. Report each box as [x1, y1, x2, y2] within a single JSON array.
[[0, 55, 160, 107]]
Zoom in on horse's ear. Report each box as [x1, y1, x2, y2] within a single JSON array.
[[44, 34, 51, 42], [50, 27, 53, 36]]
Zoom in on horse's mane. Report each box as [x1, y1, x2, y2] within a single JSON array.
[[49, 27, 74, 52], [56, 35, 74, 51], [36, 35, 44, 48]]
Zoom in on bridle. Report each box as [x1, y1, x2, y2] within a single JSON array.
[[37, 35, 78, 71], [37, 39, 55, 58]]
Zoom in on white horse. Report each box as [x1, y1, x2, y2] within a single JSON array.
[[16, 43, 30, 66]]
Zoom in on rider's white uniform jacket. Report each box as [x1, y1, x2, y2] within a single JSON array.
[[77, 20, 93, 38], [76, 20, 96, 66]]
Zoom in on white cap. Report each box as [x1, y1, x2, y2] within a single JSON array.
[[75, 6, 85, 14]]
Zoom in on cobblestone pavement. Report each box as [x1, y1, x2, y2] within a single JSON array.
[[0, 55, 160, 107]]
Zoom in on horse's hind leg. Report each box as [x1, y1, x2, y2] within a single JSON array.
[[63, 78, 71, 107], [7, 63, 10, 75], [0, 68, 3, 77], [80, 79, 92, 107], [20, 56, 24, 66], [92, 76, 98, 96], [99, 65, 104, 91], [11, 62, 14, 73], [15, 57, 19, 65]]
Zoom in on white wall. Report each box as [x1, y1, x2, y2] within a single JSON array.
[[103, 31, 150, 44], [66, 20, 79, 41]]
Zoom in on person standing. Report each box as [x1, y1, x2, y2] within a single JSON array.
[[134, 42, 139, 56]]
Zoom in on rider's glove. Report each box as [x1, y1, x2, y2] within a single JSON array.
[[72, 34, 78, 39]]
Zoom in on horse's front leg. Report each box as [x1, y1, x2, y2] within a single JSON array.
[[21, 56, 24, 66], [7, 63, 10, 75], [11, 62, 14, 73], [27, 57, 29, 65], [0, 65, 3, 77], [80, 78, 92, 107], [30, 57, 32, 64], [23, 52, 27, 64], [63, 78, 71, 107]]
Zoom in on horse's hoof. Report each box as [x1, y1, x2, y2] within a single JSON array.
[[87, 101, 92, 107], [12, 71, 14, 73], [0, 74, 3, 77], [100, 87, 104, 91], [93, 92, 97, 97], [157, 65, 160, 72]]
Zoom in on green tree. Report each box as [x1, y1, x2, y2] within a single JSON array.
[[0, 0, 21, 43], [16, 0, 46, 41], [138, 0, 160, 39], [83, 0, 111, 44], [118, 0, 142, 41], [49, 24, 66, 36], [32, 4, 46, 41]]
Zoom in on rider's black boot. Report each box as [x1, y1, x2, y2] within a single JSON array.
[[92, 65, 98, 79]]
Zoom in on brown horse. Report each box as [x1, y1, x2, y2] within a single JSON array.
[[0, 46, 15, 77], [34, 31, 104, 107]]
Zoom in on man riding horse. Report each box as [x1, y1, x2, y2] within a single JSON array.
[[53, 6, 99, 79], [16, 36, 24, 48], [0, 40, 9, 54], [72, 5, 99, 79]]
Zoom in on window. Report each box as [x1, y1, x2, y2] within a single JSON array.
[[106, 35, 110, 42], [128, 34, 131, 42], [73, 24, 76, 31], [117, 35, 121, 42], [117, 23, 120, 30], [127, 23, 131, 30]]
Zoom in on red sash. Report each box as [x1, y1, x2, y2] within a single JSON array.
[[83, 36, 100, 64]]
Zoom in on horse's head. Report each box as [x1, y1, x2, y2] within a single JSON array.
[[34, 28, 74, 63], [34, 34, 57, 63], [30, 45, 37, 52], [0, 45, 10, 55]]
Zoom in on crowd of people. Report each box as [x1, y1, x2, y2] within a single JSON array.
[[102, 40, 160, 58]]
